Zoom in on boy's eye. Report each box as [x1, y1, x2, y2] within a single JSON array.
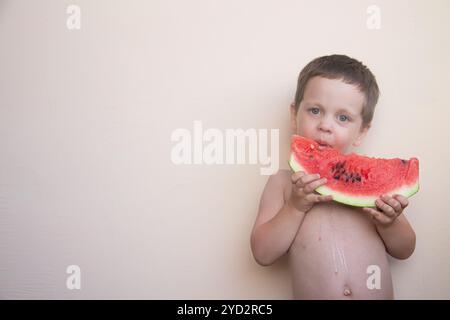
[[339, 114, 349, 122], [309, 108, 320, 115]]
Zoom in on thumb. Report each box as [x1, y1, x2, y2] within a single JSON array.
[[317, 194, 333, 202]]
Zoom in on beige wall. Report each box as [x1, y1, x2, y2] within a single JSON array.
[[1, 0, 449, 299]]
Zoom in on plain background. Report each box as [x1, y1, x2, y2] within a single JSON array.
[[1, 0, 449, 299]]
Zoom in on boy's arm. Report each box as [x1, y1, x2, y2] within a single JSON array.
[[363, 194, 416, 260], [250, 171, 306, 266], [375, 214, 416, 260]]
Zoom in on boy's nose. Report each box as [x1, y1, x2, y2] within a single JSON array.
[[318, 119, 332, 133]]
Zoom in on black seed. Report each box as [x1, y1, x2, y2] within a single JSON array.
[[356, 176, 361, 182], [401, 159, 407, 164]]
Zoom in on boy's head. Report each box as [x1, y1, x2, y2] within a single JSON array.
[[290, 54, 379, 153]]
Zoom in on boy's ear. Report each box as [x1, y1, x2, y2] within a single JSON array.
[[290, 102, 298, 133], [352, 123, 371, 147]]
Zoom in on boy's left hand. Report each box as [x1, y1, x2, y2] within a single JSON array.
[[362, 194, 409, 227]]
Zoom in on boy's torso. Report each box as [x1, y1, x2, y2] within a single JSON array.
[[279, 169, 394, 300]]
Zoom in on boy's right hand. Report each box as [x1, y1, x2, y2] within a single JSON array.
[[287, 171, 333, 213]]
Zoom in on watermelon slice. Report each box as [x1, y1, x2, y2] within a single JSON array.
[[288, 135, 419, 207]]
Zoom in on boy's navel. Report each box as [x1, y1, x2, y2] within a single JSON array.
[[343, 286, 352, 296]]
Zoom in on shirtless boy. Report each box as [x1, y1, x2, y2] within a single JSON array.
[[250, 54, 416, 299]]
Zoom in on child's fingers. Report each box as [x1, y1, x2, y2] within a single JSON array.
[[315, 194, 333, 202], [295, 173, 321, 188], [291, 171, 305, 184], [393, 194, 409, 208], [363, 207, 391, 224], [381, 195, 402, 214], [375, 198, 397, 218], [300, 173, 321, 185], [303, 177, 328, 194]]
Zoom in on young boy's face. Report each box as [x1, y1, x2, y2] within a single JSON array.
[[290, 76, 370, 153]]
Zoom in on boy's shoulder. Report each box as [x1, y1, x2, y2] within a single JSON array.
[[267, 169, 292, 191], [270, 168, 291, 179], [272, 169, 292, 179], [258, 170, 292, 210]]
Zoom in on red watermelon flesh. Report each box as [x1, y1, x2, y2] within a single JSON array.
[[288, 135, 419, 207]]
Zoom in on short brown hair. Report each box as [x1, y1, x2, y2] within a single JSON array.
[[294, 54, 379, 128]]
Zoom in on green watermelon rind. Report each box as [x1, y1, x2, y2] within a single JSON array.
[[288, 154, 419, 208]]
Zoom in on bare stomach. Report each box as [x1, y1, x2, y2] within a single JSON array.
[[287, 201, 393, 300]]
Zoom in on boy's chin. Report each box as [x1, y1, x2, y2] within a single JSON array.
[[338, 146, 353, 154]]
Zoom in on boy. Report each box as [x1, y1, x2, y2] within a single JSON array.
[[250, 54, 416, 299]]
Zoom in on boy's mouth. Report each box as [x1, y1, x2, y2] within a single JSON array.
[[316, 140, 332, 150]]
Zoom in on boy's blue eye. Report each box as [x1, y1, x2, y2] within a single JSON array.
[[309, 108, 320, 115], [339, 115, 349, 122]]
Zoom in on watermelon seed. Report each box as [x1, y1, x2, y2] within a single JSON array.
[[333, 173, 342, 180], [401, 159, 407, 164]]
